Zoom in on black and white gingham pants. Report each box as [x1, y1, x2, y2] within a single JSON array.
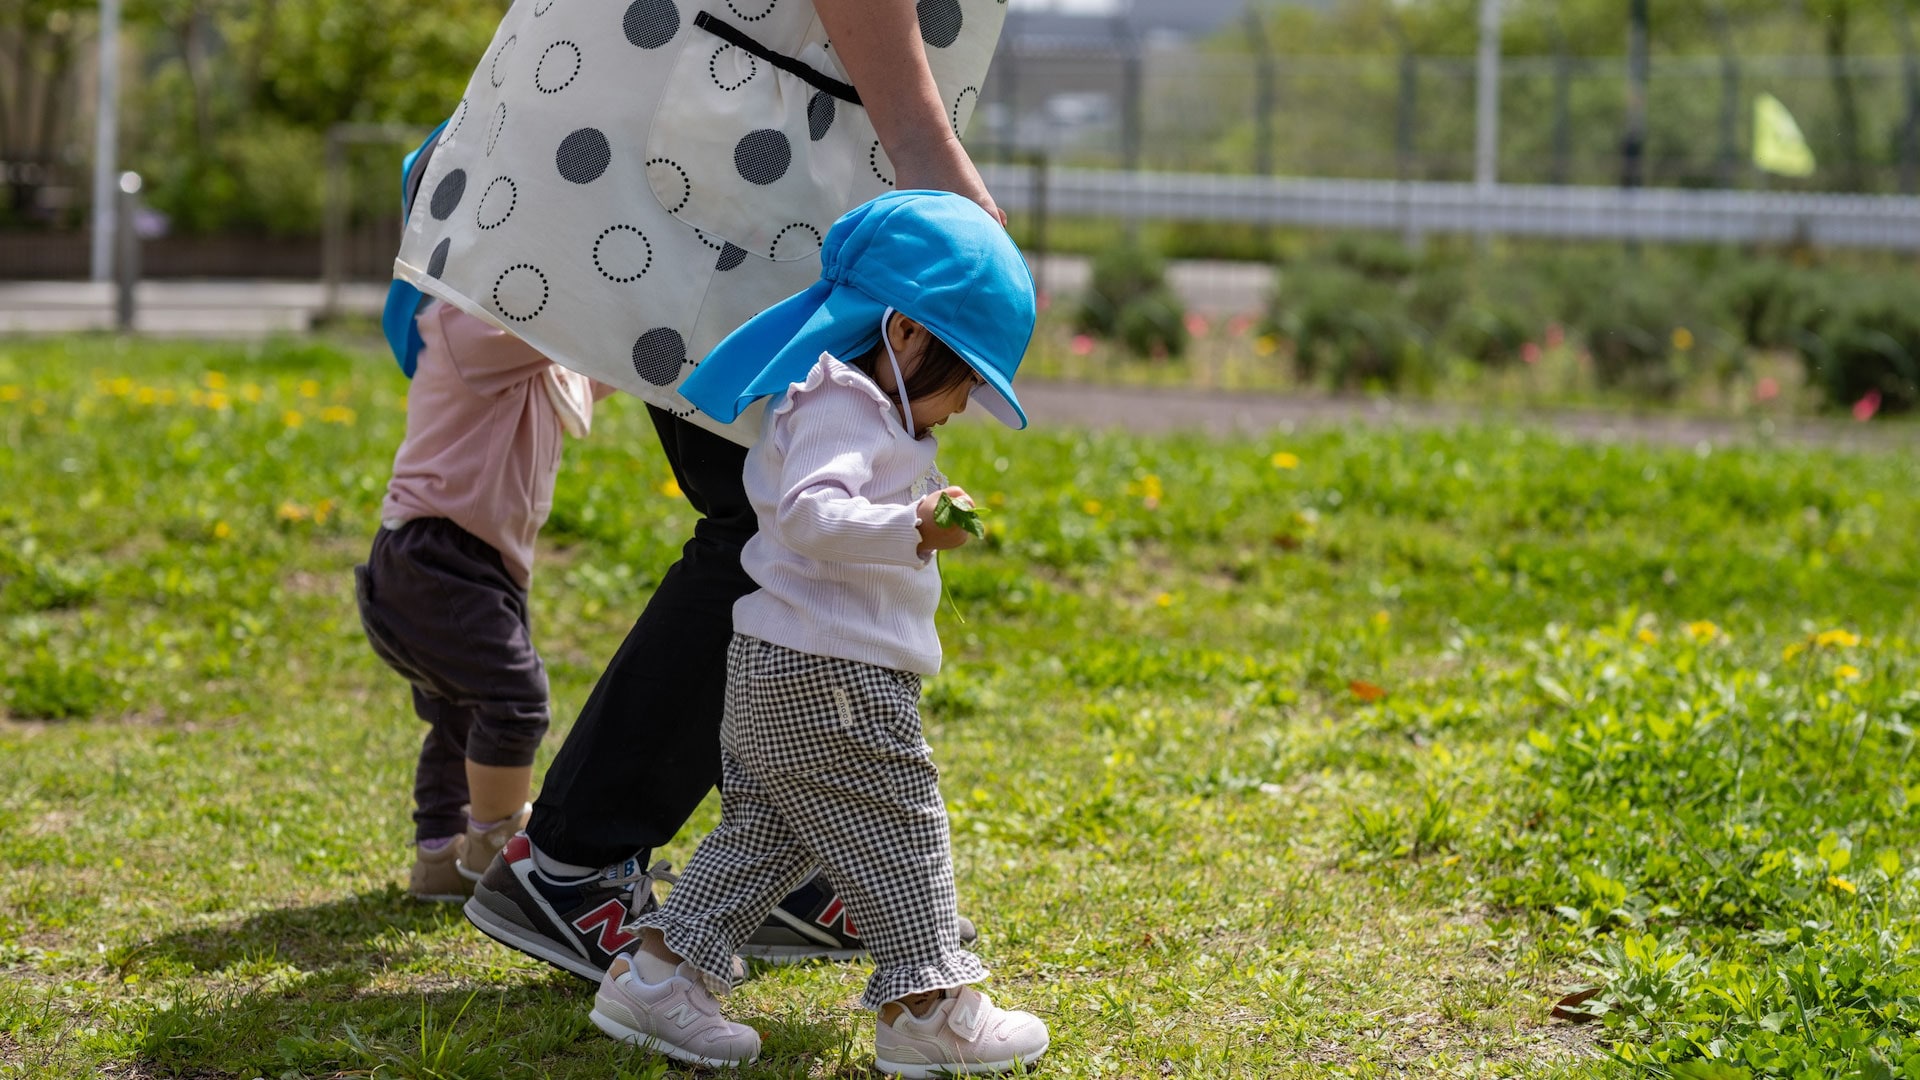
[[633, 634, 988, 1010]]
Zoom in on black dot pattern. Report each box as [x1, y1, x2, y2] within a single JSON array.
[[710, 45, 758, 90], [770, 221, 821, 260], [869, 141, 894, 187], [716, 242, 747, 271], [726, 0, 775, 21], [734, 129, 791, 185], [624, 0, 679, 48], [917, 0, 963, 48], [534, 0, 554, 13], [490, 34, 518, 88], [594, 224, 654, 282], [477, 176, 518, 230], [557, 128, 612, 184], [487, 103, 508, 155], [807, 91, 836, 141], [647, 158, 691, 212], [951, 86, 977, 137], [427, 238, 451, 278], [493, 263, 550, 322], [536, 41, 582, 94], [632, 327, 686, 385], [430, 169, 467, 220], [441, 99, 468, 145]]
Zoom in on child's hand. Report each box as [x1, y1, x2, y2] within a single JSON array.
[[916, 486, 977, 554]]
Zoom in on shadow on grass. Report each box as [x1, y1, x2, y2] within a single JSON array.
[[121, 890, 866, 1078]]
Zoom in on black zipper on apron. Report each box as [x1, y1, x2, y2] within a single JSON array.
[[692, 11, 863, 107]]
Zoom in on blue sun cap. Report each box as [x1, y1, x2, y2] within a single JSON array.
[[678, 190, 1037, 429]]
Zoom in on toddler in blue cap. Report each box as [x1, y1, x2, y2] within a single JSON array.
[[588, 191, 1048, 1075]]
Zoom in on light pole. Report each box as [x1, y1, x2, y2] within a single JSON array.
[[90, 0, 122, 282]]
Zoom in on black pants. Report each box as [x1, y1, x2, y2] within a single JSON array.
[[356, 518, 551, 842], [526, 405, 760, 868]]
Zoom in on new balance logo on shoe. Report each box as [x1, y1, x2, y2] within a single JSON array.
[[663, 1001, 697, 1028], [572, 898, 639, 955], [816, 897, 859, 938]]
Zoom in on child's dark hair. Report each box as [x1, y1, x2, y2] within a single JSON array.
[[847, 323, 977, 403]]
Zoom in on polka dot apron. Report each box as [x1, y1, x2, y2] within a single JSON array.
[[394, 0, 1008, 446]]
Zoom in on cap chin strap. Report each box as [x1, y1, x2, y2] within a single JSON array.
[[880, 307, 916, 435]]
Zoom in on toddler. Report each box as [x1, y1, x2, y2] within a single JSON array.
[[586, 191, 1048, 1075], [355, 299, 609, 901]]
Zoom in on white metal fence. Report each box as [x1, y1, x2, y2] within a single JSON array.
[[980, 164, 1920, 251]]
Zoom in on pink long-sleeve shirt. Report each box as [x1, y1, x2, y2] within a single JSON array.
[[379, 302, 607, 587]]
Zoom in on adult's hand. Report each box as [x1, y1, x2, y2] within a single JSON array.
[[813, 0, 1006, 226]]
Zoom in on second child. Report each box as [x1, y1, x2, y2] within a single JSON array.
[[586, 191, 1048, 1075]]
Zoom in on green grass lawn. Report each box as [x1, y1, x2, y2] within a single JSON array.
[[3, 335, 1918, 1079]]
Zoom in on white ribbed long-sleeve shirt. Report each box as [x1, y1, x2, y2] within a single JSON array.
[[734, 354, 948, 675]]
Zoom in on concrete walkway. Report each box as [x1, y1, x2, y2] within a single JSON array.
[[4, 277, 1912, 453]]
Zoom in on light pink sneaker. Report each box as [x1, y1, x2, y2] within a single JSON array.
[[590, 953, 760, 1068], [874, 987, 1049, 1077]]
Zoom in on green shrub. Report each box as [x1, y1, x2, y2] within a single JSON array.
[[1076, 239, 1189, 357], [1442, 301, 1534, 366], [1266, 264, 1424, 391], [1325, 235, 1419, 281], [1712, 260, 1804, 350], [1795, 277, 1920, 414]]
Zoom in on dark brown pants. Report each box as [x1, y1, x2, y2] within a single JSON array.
[[355, 518, 550, 842]]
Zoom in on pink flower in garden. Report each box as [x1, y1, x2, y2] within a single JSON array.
[[1545, 323, 1565, 349], [1521, 342, 1543, 365], [1755, 377, 1780, 402], [1228, 315, 1255, 337], [1184, 313, 1211, 338], [1070, 334, 1095, 356], [1037, 291, 1052, 312], [1853, 389, 1882, 422]]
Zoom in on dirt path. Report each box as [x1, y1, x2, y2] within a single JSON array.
[[1017, 378, 1920, 453]]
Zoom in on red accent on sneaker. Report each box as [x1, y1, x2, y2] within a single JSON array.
[[503, 833, 532, 863], [816, 897, 859, 939], [573, 897, 639, 955]]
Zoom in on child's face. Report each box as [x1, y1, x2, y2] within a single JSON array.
[[885, 314, 987, 438]]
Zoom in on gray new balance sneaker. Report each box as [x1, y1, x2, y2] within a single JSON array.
[[590, 953, 761, 1068], [742, 870, 979, 963], [874, 987, 1049, 1078]]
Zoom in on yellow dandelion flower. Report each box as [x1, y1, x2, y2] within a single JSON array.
[[1684, 620, 1721, 641], [299, 380, 321, 399], [1671, 327, 1694, 352], [283, 410, 305, 429], [1271, 451, 1300, 470], [1815, 628, 1861, 648], [319, 405, 357, 425], [1637, 627, 1659, 645], [135, 386, 158, 405], [1836, 664, 1862, 681], [0, 385, 22, 403], [1254, 335, 1278, 357], [276, 501, 310, 523], [1828, 875, 1857, 894], [241, 383, 263, 403], [314, 498, 334, 525], [206, 391, 231, 410], [213, 521, 231, 540], [1373, 610, 1392, 629], [108, 377, 134, 397], [1082, 499, 1102, 515], [658, 478, 683, 498], [1155, 592, 1174, 608], [1783, 642, 1807, 661], [203, 371, 228, 390]]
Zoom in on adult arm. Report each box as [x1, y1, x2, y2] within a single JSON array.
[[812, 0, 1005, 224]]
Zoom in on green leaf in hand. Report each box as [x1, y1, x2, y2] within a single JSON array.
[[932, 492, 987, 540]]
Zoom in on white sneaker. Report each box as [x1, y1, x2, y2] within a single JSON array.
[[874, 987, 1049, 1077], [590, 954, 761, 1068]]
